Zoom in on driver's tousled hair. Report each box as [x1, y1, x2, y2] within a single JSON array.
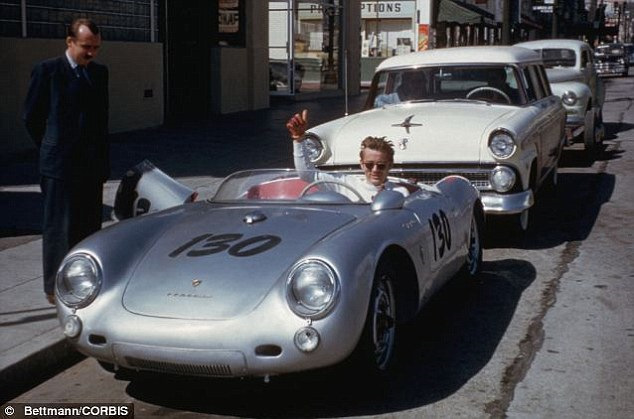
[[359, 136, 395, 162]]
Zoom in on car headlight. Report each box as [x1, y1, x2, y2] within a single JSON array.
[[488, 130, 517, 159], [56, 254, 102, 308], [490, 166, 516, 192], [562, 90, 578, 106], [286, 259, 339, 318], [302, 133, 325, 163]]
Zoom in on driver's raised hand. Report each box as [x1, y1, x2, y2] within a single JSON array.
[[286, 109, 308, 141]]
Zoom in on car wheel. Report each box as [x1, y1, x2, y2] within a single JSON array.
[[352, 264, 397, 375], [517, 208, 530, 232], [462, 205, 483, 278], [583, 109, 597, 153]]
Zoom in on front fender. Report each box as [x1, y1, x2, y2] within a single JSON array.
[[550, 81, 591, 112]]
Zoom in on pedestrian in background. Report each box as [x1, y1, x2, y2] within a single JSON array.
[[22, 18, 110, 304]]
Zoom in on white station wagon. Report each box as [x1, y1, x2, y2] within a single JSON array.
[[516, 39, 605, 152], [300, 46, 566, 231]]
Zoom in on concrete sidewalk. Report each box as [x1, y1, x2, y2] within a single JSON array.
[[0, 94, 367, 400]]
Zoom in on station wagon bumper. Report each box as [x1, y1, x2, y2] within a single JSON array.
[[565, 114, 585, 140], [481, 189, 534, 215]]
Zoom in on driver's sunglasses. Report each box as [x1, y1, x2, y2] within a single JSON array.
[[363, 162, 388, 171]]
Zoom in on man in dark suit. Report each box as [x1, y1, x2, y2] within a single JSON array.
[[23, 18, 109, 304]]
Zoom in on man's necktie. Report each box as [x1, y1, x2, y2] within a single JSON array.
[[76, 66, 92, 86]]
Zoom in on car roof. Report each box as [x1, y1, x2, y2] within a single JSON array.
[[516, 39, 589, 50], [375, 46, 541, 72]]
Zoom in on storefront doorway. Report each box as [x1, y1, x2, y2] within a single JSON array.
[[268, 1, 342, 96]]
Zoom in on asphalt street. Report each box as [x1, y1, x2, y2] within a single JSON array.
[[2, 77, 633, 417]]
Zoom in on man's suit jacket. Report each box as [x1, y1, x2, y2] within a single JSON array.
[[23, 55, 110, 182]]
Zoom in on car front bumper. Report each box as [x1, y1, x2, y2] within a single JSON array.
[[596, 64, 627, 75], [57, 293, 363, 378], [481, 189, 534, 215]]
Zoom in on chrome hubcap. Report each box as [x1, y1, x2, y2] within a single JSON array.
[[372, 277, 395, 370], [467, 216, 480, 275]]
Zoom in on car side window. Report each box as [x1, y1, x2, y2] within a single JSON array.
[[581, 50, 589, 68], [522, 67, 538, 102], [527, 65, 545, 100], [536, 65, 552, 96]]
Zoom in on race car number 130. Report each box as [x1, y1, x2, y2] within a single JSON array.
[[169, 233, 282, 258]]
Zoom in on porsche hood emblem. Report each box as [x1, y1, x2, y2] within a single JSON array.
[[392, 115, 422, 134]]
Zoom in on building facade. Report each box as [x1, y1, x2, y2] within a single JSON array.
[[1, 0, 364, 156]]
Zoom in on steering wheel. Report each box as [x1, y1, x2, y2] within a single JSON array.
[[466, 86, 511, 104], [299, 180, 365, 202]]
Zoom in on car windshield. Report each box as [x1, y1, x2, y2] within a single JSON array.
[[211, 169, 372, 204], [366, 65, 525, 108], [534, 48, 576, 68]]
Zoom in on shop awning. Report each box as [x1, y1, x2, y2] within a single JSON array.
[[437, 0, 496, 26]]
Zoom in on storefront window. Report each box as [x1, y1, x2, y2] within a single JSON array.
[[361, 1, 417, 58], [269, 1, 342, 95]]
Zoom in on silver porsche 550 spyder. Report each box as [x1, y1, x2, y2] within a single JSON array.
[[55, 166, 483, 379]]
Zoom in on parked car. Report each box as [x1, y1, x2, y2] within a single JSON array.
[[594, 43, 630, 77], [299, 46, 566, 232], [516, 39, 605, 152], [269, 59, 304, 93], [625, 43, 634, 63], [55, 165, 484, 379]]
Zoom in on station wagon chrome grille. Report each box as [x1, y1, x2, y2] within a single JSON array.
[[392, 170, 492, 189], [125, 356, 233, 376], [321, 166, 494, 191]]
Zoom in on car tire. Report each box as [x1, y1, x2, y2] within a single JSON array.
[[461, 205, 484, 279], [516, 208, 530, 232], [351, 263, 397, 376], [583, 108, 598, 153]]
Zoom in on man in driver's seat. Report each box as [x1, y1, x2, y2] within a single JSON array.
[[286, 110, 410, 201], [482, 68, 520, 104]]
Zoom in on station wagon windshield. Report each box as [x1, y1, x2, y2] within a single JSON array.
[[367, 65, 525, 108]]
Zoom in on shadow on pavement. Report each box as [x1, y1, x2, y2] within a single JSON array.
[[0, 191, 113, 238], [121, 258, 534, 417], [486, 171, 616, 250], [0, 191, 42, 238]]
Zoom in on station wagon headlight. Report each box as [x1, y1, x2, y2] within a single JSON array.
[[490, 166, 516, 192], [287, 259, 339, 318], [562, 90, 578, 106], [56, 254, 102, 308], [488, 131, 516, 159], [302, 133, 325, 163]]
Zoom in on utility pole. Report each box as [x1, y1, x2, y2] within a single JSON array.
[[551, 0, 558, 38], [502, 0, 511, 44]]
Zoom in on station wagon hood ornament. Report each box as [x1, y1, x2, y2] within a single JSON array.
[[391, 115, 422, 134]]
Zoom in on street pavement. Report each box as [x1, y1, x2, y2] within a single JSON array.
[[0, 94, 367, 400]]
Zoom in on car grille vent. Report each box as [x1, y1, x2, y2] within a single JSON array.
[[320, 166, 493, 190], [125, 356, 233, 377], [390, 170, 492, 190]]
